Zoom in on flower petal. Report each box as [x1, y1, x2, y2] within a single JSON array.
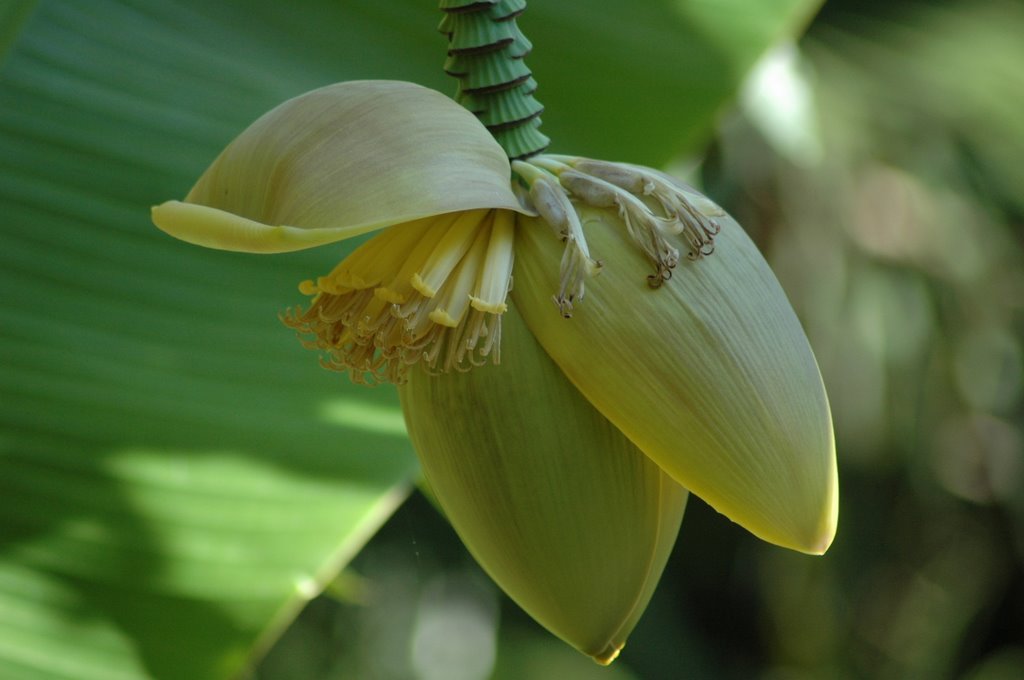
[[152, 80, 524, 253], [398, 304, 686, 663], [513, 204, 838, 555]]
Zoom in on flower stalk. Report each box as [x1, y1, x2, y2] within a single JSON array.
[[440, 0, 548, 159]]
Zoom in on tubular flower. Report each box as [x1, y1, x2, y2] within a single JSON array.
[[152, 80, 837, 662]]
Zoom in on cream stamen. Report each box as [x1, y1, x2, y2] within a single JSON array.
[[282, 208, 513, 383]]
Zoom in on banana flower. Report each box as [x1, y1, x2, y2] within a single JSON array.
[[152, 79, 837, 663]]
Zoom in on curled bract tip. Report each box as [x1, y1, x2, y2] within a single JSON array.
[[593, 643, 624, 666]]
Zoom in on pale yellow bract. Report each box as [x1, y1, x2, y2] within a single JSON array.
[[152, 79, 838, 664], [153, 81, 524, 252]]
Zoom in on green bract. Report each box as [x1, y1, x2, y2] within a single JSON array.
[[400, 305, 686, 664], [152, 79, 838, 662]]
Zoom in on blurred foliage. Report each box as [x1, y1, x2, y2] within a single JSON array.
[[706, 1, 1024, 678], [0, 1, 36, 63], [260, 1, 1024, 679]]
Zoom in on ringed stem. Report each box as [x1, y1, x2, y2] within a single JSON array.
[[438, 0, 549, 160]]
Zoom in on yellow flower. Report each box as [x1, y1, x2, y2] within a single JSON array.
[[152, 80, 837, 663]]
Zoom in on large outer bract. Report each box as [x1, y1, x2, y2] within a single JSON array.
[[399, 305, 686, 663]]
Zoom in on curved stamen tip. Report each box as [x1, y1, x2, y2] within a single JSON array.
[[516, 155, 724, 308]]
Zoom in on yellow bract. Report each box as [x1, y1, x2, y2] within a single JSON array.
[[512, 203, 838, 554], [152, 81, 525, 254]]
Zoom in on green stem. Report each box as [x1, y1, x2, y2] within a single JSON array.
[[439, 0, 549, 160]]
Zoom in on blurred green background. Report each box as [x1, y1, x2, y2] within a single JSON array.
[[1, 0, 1022, 678]]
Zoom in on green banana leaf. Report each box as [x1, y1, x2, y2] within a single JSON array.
[[0, 1, 820, 678]]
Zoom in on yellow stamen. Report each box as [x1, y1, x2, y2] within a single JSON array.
[[417, 220, 503, 373], [327, 217, 436, 291], [375, 214, 458, 304], [282, 208, 513, 383], [300, 216, 438, 296], [429, 218, 492, 328], [412, 209, 489, 297], [470, 209, 515, 313]]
